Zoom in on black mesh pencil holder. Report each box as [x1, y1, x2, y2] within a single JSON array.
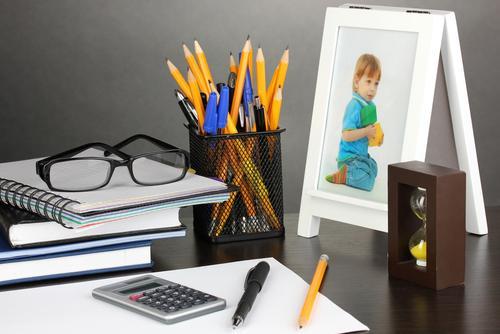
[[188, 127, 285, 243]]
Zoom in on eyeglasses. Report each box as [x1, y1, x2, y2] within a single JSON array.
[[36, 134, 190, 192]]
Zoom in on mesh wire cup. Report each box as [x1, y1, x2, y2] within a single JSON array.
[[189, 127, 285, 243]]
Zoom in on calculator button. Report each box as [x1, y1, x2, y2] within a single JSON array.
[[137, 296, 149, 303], [163, 289, 174, 295], [180, 302, 191, 309], [206, 296, 217, 302], [166, 297, 175, 302], [155, 287, 166, 293], [129, 293, 143, 301], [151, 293, 161, 298], [193, 299, 205, 305], [143, 290, 155, 296], [166, 306, 178, 313]]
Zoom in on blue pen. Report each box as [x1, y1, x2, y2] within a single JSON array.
[[242, 66, 254, 131], [203, 92, 218, 136], [217, 85, 229, 132]]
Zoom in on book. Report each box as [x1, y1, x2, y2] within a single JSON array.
[[0, 203, 185, 248], [0, 150, 231, 228], [0, 238, 153, 286]]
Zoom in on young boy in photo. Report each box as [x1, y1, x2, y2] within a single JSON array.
[[326, 53, 384, 191]]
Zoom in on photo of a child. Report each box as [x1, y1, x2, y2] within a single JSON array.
[[317, 26, 418, 204], [325, 54, 384, 191]]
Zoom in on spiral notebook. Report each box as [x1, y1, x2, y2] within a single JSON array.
[[0, 151, 230, 229]]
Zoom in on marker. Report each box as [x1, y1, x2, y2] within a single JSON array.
[[203, 92, 218, 135], [217, 85, 229, 133]]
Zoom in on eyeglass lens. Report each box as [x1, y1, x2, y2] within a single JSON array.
[[49, 159, 112, 191], [132, 151, 186, 184]]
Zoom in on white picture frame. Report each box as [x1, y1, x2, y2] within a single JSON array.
[[298, 7, 445, 235]]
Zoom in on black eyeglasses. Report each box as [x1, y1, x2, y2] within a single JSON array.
[[36, 134, 190, 192]]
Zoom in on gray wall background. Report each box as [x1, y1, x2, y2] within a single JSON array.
[[1, 0, 499, 212]]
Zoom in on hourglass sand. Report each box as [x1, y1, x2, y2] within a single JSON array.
[[408, 187, 427, 267]]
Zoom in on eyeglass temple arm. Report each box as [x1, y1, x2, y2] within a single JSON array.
[[36, 142, 130, 176], [104, 134, 180, 157]]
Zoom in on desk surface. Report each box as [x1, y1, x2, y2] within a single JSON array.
[[2, 208, 500, 333]]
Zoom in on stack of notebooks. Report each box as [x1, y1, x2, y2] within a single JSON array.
[[0, 154, 231, 286]]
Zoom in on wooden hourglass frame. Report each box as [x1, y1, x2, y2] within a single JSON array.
[[388, 161, 465, 290]]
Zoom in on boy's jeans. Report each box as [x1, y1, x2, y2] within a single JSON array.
[[340, 155, 378, 191]]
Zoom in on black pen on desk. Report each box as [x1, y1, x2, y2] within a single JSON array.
[[232, 261, 270, 329], [174, 89, 199, 132]]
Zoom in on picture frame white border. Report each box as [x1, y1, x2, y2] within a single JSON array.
[[298, 6, 445, 236]]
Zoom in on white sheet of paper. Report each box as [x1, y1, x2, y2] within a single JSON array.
[[0, 258, 369, 333]]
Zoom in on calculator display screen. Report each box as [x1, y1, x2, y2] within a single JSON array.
[[118, 282, 163, 295]]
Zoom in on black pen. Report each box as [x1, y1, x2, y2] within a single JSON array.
[[174, 89, 199, 132], [200, 92, 208, 110], [232, 261, 270, 329], [254, 96, 266, 132]]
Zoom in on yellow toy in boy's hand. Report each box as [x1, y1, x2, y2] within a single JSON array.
[[369, 122, 384, 147]]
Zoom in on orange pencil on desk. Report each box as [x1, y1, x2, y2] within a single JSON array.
[[298, 254, 330, 329], [166, 59, 192, 101], [183, 43, 210, 97], [229, 38, 251, 124]]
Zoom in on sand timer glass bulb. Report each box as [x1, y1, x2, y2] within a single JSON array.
[[408, 187, 427, 267]]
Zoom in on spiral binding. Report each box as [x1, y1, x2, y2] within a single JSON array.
[[0, 177, 80, 228]]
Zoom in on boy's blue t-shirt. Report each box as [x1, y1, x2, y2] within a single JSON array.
[[337, 93, 374, 165]]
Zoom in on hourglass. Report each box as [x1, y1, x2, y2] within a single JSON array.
[[388, 161, 466, 290], [408, 188, 427, 267]]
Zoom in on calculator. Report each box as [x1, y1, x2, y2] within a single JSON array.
[[92, 274, 226, 324]]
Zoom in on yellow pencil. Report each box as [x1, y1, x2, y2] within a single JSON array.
[[229, 52, 238, 74], [248, 37, 254, 84], [269, 86, 282, 130], [298, 254, 329, 329], [166, 59, 192, 101], [275, 47, 289, 95], [208, 80, 220, 104], [187, 69, 205, 134], [256, 47, 269, 129], [183, 43, 210, 97], [194, 39, 215, 94], [266, 64, 279, 116], [229, 38, 251, 124]]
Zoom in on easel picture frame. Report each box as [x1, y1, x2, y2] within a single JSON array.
[[298, 5, 487, 237]]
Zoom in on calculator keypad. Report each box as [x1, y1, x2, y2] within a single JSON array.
[[132, 285, 217, 313]]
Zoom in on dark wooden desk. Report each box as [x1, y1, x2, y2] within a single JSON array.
[[152, 210, 500, 334], [2, 208, 499, 333]]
